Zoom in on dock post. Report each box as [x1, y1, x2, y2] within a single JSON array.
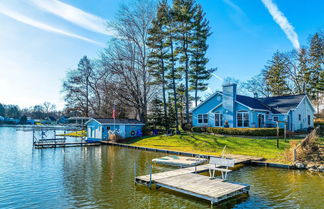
[[32, 130, 35, 145], [134, 161, 137, 183], [149, 164, 152, 189]]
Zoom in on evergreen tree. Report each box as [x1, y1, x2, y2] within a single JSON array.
[[308, 32, 324, 112], [147, 0, 170, 124], [189, 4, 213, 107], [263, 51, 291, 96], [177, 83, 186, 124], [166, 93, 177, 129], [165, 4, 180, 132], [296, 48, 311, 94], [0, 103, 4, 117], [149, 96, 165, 128], [318, 70, 324, 91], [173, 0, 196, 124]]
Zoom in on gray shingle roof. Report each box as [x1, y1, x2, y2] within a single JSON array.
[[258, 94, 305, 114], [93, 118, 144, 125], [236, 95, 270, 111]]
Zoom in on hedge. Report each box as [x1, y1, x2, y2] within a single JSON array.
[[191, 126, 284, 136]]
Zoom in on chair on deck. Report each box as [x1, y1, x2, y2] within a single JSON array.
[[208, 157, 235, 180]]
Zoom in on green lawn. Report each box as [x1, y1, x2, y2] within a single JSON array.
[[127, 133, 297, 163]]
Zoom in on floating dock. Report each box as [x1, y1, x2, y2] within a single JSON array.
[[155, 173, 249, 204], [135, 163, 250, 204]]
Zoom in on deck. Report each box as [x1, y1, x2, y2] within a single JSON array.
[[34, 141, 101, 148], [135, 163, 250, 204], [155, 173, 249, 204]]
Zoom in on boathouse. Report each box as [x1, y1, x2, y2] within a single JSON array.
[[192, 84, 315, 131], [85, 118, 145, 141]]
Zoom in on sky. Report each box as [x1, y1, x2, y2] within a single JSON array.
[[0, 0, 323, 110]]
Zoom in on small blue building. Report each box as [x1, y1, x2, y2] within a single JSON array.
[[86, 118, 145, 141], [192, 84, 315, 132]]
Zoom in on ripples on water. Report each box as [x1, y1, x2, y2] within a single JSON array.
[[0, 127, 323, 209]]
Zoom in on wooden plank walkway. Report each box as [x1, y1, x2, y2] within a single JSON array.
[[155, 173, 249, 204], [34, 142, 101, 148], [135, 163, 250, 204]]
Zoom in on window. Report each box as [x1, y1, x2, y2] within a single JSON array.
[[198, 114, 208, 124], [273, 116, 279, 122], [237, 111, 249, 127], [298, 114, 301, 121], [215, 113, 223, 127], [308, 115, 310, 125], [107, 126, 110, 131]]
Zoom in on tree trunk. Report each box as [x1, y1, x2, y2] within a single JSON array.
[[160, 50, 168, 128], [184, 34, 190, 124], [170, 37, 179, 132]]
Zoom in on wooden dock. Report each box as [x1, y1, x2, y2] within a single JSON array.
[[34, 142, 101, 148], [135, 163, 250, 204], [155, 173, 249, 204]]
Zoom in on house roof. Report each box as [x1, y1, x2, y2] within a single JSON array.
[[236, 95, 270, 111], [191, 92, 308, 114], [89, 118, 145, 125], [258, 94, 306, 114]]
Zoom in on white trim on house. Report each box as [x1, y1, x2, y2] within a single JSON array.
[[214, 112, 223, 127], [235, 101, 252, 110], [208, 103, 223, 113], [191, 92, 223, 112], [197, 113, 209, 124], [236, 111, 249, 128]]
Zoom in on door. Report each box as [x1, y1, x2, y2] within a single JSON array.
[[258, 114, 265, 128]]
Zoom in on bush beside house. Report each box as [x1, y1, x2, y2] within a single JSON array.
[[192, 126, 284, 136]]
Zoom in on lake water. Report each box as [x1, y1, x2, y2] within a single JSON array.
[[0, 127, 323, 209]]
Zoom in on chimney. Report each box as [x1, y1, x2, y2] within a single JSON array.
[[222, 84, 237, 127], [254, 92, 258, 98]]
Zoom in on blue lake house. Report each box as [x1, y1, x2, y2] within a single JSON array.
[[86, 118, 145, 141], [192, 84, 315, 132]]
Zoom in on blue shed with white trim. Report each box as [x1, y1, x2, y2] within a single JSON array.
[[86, 118, 145, 141]]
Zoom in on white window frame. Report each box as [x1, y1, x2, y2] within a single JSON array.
[[237, 111, 249, 128], [215, 113, 223, 127], [197, 114, 208, 124]]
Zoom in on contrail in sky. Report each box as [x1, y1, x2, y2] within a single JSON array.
[[0, 7, 105, 46], [30, 0, 115, 36], [261, 0, 300, 50], [223, 0, 245, 15]]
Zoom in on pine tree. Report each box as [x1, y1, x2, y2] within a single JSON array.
[[296, 48, 311, 94], [189, 4, 214, 107], [166, 93, 177, 129], [177, 83, 186, 124], [173, 0, 196, 124], [165, 3, 180, 132], [147, 0, 170, 125], [149, 96, 165, 128], [308, 32, 324, 112], [263, 51, 291, 96]]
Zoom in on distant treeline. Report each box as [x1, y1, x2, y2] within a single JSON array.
[[0, 102, 59, 120]]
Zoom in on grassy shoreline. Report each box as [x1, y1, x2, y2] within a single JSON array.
[[126, 133, 302, 163]]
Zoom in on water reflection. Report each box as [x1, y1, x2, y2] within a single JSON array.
[[0, 127, 323, 209]]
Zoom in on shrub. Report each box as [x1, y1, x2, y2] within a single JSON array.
[[191, 126, 207, 132], [192, 127, 284, 136]]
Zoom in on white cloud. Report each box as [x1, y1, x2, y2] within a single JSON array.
[[30, 0, 115, 36], [0, 6, 105, 47], [261, 0, 300, 50]]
